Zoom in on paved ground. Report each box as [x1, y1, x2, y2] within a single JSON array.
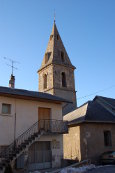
[[86, 165, 115, 173]]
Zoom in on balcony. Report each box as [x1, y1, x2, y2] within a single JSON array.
[[38, 119, 68, 134], [0, 119, 68, 166]]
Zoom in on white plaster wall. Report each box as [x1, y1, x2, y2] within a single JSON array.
[[0, 96, 62, 145]]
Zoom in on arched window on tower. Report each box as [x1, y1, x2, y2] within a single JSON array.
[[62, 72, 67, 87], [43, 74, 47, 89]]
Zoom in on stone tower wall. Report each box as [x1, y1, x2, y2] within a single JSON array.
[[53, 64, 76, 111], [39, 65, 54, 95], [38, 22, 77, 114], [39, 64, 76, 105], [53, 64, 75, 90]]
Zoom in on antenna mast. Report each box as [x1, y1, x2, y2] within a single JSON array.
[[4, 57, 19, 75], [4, 57, 20, 88]]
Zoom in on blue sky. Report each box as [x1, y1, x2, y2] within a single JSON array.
[[0, 0, 115, 106]]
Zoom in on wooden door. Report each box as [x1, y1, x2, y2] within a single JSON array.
[[28, 141, 52, 170], [38, 107, 51, 131]]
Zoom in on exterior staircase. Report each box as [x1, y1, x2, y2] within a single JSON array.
[[0, 119, 68, 173]]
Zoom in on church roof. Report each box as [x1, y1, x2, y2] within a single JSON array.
[[0, 86, 70, 103], [38, 21, 75, 72], [64, 96, 115, 125]]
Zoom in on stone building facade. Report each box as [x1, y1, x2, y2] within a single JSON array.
[[38, 21, 77, 115], [63, 96, 115, 163], [64, 123, 115, 163]]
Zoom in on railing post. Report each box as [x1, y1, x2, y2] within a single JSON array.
[[0, 119, 68, 166]]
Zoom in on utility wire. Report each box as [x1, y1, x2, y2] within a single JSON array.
[[77, 85, 115, 100]]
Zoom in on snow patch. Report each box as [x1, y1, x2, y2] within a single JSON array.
[[60, 164, 95, 173], [29, 164, 95, 173]]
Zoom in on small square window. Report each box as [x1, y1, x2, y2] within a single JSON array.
[[2, 103, 11, 114]]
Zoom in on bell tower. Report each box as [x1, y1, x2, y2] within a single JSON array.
[[38, 21, 77, 115]]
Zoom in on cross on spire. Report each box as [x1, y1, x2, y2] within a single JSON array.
[[54, 9, 56, 23]]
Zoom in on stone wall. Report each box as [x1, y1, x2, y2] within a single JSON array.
[[53, 64, 75, 90], [63, 126, 81, 161], [80, 123, 115, 162], [64, 123, 115, 163], [38, 65, 54, 93], [38, 64, 76, 115], [38, 22, 77, 114]]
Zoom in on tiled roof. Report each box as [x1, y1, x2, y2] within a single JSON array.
[[0, 86, 70, 103], [64, 96, 115, 125]]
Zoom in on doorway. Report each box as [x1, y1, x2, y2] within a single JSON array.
[[38, 107, 51, 131], [28, 141, 52, 170]]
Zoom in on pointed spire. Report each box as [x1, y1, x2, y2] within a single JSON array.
[[38, 21, 75, 72]]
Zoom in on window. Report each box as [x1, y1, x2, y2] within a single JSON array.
[[61, 51, 64, 62], [104, 131, 112, 146], [2, 103, 11, 114], [57, 34, 59, 40], [43, 74, 47, 89], [62, 72, 66, 87], [50, 35, 53, 41], [45, 52, 51, 64]]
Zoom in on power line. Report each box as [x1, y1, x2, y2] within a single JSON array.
[[77, 85, 115, 100]]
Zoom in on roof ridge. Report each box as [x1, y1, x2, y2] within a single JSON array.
[[97, 96, 115, 109], [0, 86, 70, 103]]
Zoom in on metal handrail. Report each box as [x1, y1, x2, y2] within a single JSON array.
[[0, 120, 39, 158], [0, 119, 68, 159]]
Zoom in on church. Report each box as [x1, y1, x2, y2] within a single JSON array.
[[38, 20, 115, 164], [0, 21, 74, 172], [0, 19, 115, 173], [38, 20, 77, 115]]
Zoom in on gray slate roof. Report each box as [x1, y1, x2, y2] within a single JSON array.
[[95, 96, 115, 109], [64, 96, 115, 125], [0, 86, 69, 103]]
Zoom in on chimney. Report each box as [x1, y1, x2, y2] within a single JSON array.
[[9, 74, 15, 88]]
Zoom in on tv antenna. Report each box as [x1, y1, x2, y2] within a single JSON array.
[[3, 57, 20, 75]]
